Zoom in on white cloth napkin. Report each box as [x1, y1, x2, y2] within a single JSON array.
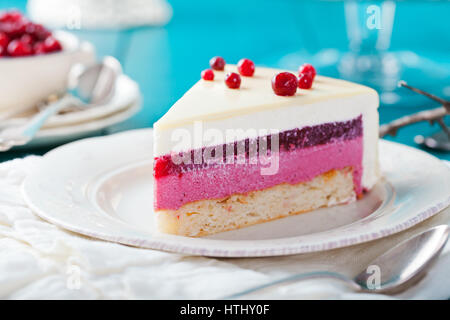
[[0, 156, 449, 300]]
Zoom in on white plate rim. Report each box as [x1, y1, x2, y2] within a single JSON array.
[[11, 100, 141, 150], [22, 129, 450, 257], [35, 99, 141, 138]]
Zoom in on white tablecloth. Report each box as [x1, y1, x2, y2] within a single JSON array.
[[1, 156, 449, 299]]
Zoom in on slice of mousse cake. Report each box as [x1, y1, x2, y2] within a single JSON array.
[[153, 59, 380, 237]]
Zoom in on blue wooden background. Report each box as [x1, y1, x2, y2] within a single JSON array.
[[1, 0, 449, 161]]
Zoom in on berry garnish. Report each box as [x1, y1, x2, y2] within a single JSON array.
[[25, 22, 50, 41], [0, 11, 62, 57], [7, 39, 32, 56], [237, 58, 255, 77], [42, 36, 62, 52], [0, 32, 9, 48], [201, 69, 214, 81], [20, 34, 33, 45], [1, 20, 27, 38], [271, 72, 298, 96], [209, 56, 225, 71], [225, 72, 241, 89], [298, 73, 313, 89], [153, 157, 171, 178], [298, 63, 316, 80], [33, 41, 45, 54], [0, 11, 23, 23]]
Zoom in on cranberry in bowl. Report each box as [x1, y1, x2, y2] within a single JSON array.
[[0, 11, 95, 113]]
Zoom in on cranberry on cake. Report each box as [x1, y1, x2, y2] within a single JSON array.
[[153, 62, 380, 237]]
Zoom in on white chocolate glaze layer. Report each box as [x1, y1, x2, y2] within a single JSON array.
[[154, 65, 376, 130]]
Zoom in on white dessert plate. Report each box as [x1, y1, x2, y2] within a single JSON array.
[[3, 75, 141, 150], [22, 129, 450, 257]]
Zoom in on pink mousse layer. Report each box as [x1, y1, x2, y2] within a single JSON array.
[[154, 137, 363, 210]]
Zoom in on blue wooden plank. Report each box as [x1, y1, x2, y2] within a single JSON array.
[[0, 0, 448, 162]]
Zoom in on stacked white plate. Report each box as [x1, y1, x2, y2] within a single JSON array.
[[0, 74, 141, 149]]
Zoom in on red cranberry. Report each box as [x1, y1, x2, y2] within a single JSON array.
[[298, 63, 316, 80], [43, 36, 62, 52], [20, 34, 33, 45], [26, 22, 50, 41], [201, 69, 214, 81], [298, 73, 313, 89], [209, 56, 225, 71], [7, 39, 32, 56], [0, 11, 23, 23], [237, 58, 255, 77], [225, 72, 241, 89], [0, 32, 9, 48], [0, 11, 61, 57], [153, 157, 170, 178], [0, 21, 27, 38], [33, 41, 46, 54], [271, 72, 298, 96], [0, 46, 4, 57]]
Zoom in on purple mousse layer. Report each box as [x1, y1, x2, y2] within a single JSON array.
[[154, 116, 364, 211], [154, 115, 362, 178]]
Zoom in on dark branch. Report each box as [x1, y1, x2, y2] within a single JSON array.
[[398, 81, 450, 111], [379, 81, 450, 138], [379, 106, 448, 137]]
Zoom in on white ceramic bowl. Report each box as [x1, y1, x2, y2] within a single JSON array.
[[0, 30, 95, 112]]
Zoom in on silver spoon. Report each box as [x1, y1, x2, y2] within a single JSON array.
[[0, 56, 121, 151], [225, 225, 449, 298]]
